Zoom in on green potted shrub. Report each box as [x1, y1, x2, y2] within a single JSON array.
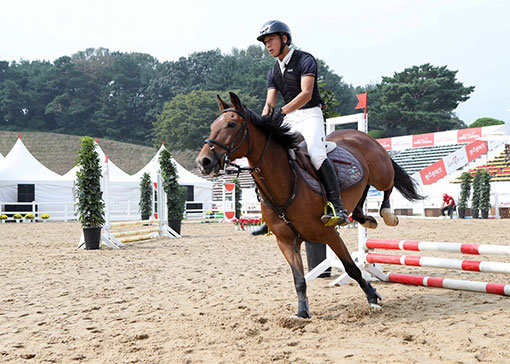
[[159, 149, 187, 235], [457, 172, 472, 219], [471, 170, 483, 219], [76, 136, 105, 249], [232, 177, 243, 219], [139, 172, 153, 221], [479, 170, 491, 219]]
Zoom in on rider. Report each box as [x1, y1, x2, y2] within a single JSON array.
[[252, 20, 348, 236]]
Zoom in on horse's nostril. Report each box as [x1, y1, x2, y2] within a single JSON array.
[[202, 157, 211, 167]]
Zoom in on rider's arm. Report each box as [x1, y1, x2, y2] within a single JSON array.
[[263, 88, 278, 116], [281, 75, 314, 114]]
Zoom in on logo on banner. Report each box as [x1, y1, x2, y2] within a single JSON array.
[[457, 127, 482, 143], [377, 138, 392, 150], [466, 140, 488, 162], [412, 133, 434, 148], [419, 160, 447, 185]]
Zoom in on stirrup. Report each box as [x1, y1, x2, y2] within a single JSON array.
[[321, 202, 345, 226]]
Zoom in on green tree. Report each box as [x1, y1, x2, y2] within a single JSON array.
[[159, 149, 187, 220], [367, 64, 474, 137], [139, 172, 153, 220], [232, 177, 243, 218], [469, 117, 505, 128], [153, 90, 258, 151]]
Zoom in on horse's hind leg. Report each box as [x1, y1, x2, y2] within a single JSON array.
[[351, 185, 378, 229], [276, 237, 311, 318], [324, 230, 382, 308], [380, 188, 399, 226]]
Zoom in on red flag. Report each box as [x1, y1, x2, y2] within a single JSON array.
[[355, 93, 368, 119], [355, 93, 367, 109]]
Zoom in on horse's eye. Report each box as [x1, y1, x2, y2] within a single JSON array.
[[227, 122, 237, 128]]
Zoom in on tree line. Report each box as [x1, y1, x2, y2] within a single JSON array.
[[1, 46, 480, 152]]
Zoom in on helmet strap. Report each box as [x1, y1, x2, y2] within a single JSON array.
[[277, 34, 285, 57]]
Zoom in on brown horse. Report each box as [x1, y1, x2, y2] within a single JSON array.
[[197, 92, 423, 318]]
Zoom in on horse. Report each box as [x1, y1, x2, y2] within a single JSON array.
[[196, 92, 424, 318]]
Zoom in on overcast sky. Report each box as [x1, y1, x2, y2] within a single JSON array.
[[2, 0, 509, 125]]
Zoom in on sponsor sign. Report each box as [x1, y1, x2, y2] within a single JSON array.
[[377, 138, 392, 150], [465, 140, 488, 162], [412, 133, 434, 148], [419, 159, 447, 185], [391, 135, 413, 150], [457, 127, 482, 143], [443, 148, 468, 174]]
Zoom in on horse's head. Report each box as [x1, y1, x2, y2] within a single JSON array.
[[197, 92, 251, 176]]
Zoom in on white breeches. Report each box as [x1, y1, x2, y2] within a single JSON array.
[[284, 106, 327, 169]]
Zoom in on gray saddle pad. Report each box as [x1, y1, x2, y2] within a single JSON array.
[[294, 146, 364, 194]]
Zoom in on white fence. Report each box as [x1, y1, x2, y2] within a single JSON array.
[[0, 201, 76, 221]]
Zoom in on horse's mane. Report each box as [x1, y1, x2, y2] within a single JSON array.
[[245, 107, 300, 150]]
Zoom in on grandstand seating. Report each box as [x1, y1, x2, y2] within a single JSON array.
[[451, 146, 510, 183], [390, 143, 467, 175]]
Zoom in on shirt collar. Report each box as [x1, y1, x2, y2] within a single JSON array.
[[278, 49, 294, 73]]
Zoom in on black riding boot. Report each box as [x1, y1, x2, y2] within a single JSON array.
[[251, 222, 268, 236], [317, 159, 348, 226]]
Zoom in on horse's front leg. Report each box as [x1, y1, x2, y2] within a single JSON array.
[[276, 236, 310, 319]]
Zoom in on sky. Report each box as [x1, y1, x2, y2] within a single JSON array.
[[1, 0, 509, 125]]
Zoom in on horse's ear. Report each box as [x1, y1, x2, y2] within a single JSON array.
[[216, 95, 230, 111], [229, 92, 242, 111]]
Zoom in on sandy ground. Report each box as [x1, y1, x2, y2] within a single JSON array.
[[1, 218, 509, 363]]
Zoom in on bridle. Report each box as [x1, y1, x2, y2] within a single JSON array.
[[203, 107, 271, 175], [203, 106, 306, 245]]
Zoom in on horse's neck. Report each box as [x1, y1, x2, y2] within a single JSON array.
[[247, 129, 292, 203]]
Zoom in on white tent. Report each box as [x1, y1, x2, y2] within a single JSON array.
[[0, 137, 75, 220], [63, 143, 140, 221], [133, 144, 213, 209]]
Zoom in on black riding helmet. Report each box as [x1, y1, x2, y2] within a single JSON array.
[[257, 20, 292, 56]]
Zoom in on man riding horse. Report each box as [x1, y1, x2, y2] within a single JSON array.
[[252, 20, 348, 236]]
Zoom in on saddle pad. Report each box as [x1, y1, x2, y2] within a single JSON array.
[[294, 145, 365, 193]]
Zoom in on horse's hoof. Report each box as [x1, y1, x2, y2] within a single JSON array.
[[381, 208, 398, 226], [364, 282, 382, 307], [291, 311, 311, 319], [362, 216, 378, 229], [369, 303, 382, 309]]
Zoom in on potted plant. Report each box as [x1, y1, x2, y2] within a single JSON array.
[[76, 136, 105, 249], [471, 170, 483, 219], [139, 172, 153, 221], [159, 149, 187, 235], [479, 170, 491, 219], [13, 213, 22, 223], [457, 172, 472, 219], [0, 214, 7, 223], [24, 213, 35, 223], [232, 177, 243, 219], [41, 213, 50, 222]]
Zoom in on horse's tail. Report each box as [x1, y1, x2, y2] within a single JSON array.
[[392, 159, 425, 202]]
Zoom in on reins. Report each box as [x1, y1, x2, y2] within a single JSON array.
[[203, 107, 307, 246]]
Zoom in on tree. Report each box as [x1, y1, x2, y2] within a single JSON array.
[[153, 90, 258, 151], [366, 64, 474, 137], [469, 117, 505, 128]]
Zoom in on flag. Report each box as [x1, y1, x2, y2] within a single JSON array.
[[355, 92, 368, 119]]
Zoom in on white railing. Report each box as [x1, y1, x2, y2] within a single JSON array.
[[0, 201, 76, 221]]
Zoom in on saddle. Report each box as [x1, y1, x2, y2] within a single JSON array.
[[290, 141, 365, 194]]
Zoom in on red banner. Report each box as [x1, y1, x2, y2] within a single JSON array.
[[457, 127, 482, 143], [465, 140, 488, 162], [412, 133, 434, 148], [377, 138, 392, 150], [419, 159, 447, 185]]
